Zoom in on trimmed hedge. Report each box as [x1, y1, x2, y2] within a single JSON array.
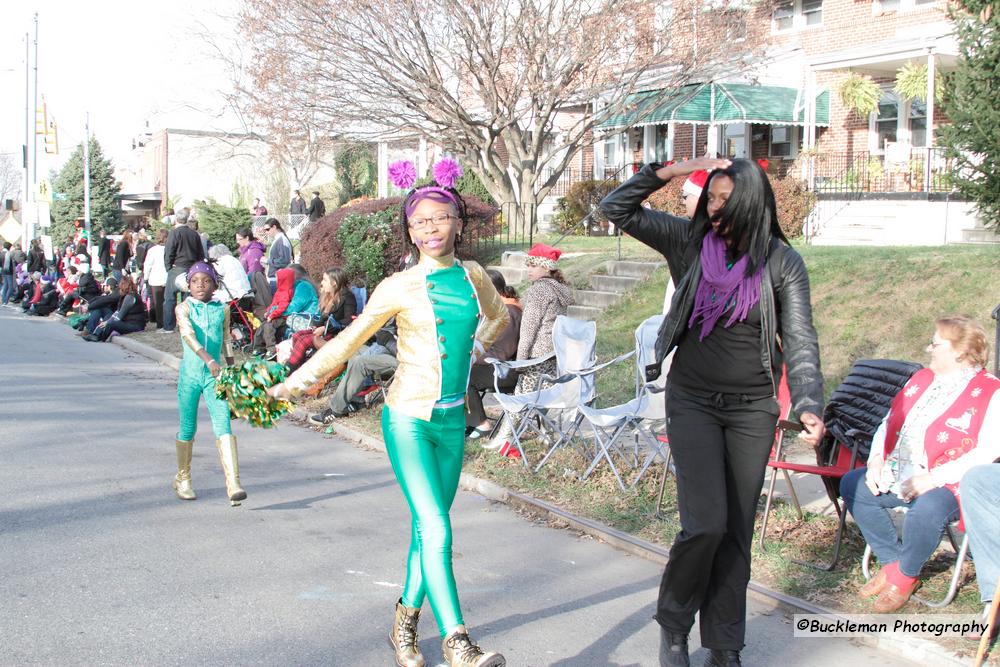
[[298, 195, 498, 288]]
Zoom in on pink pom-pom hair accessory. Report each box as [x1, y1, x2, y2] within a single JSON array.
[[388, 160, 417, 191]]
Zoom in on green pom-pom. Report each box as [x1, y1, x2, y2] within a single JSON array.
[[216, 360, 291, 428]]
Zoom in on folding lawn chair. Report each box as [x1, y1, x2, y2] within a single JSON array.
[[485, 316, 597, 469], [861, 511, 971, 608], [759, 358, 923, 571], [574, 314, 667, 491]]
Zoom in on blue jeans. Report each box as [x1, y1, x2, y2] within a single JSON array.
[[0, 274, 14, 304], [961, 464, 1000, 603], [86, 307, 114, 334], [841, 466, 959, 577]]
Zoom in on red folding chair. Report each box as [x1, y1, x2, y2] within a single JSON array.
[[758, 359, 923, 571]]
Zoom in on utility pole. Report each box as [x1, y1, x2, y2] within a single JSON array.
[[84, 113, 92, 252], [23, 31, 30, 250], [32, 13, 39, 185]]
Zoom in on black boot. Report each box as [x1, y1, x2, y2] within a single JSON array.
[[704, 649, 741, 667], [659, 628, 690, 667]]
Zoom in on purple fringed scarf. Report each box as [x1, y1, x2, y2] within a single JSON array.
[[688, 231, 763, 341]]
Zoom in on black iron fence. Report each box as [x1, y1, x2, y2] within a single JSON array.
[[812, 147, 956, 194], [464, 202, 538, 263]]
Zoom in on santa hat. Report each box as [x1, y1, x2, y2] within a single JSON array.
[[525, 243, 562, 270], [682, 170, 710, 199]]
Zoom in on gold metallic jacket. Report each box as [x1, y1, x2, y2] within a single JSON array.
[[176, 299, 234, 361], [284, 254, 509, 421]]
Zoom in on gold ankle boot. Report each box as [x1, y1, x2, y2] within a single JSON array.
[[388, 599, 425, 667], [215, 434, 247, 504], [442, 626, 505, 667], [173, 439, 196, 500]]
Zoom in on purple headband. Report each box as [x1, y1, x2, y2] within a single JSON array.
[[187, 261, 218, 284], [389, 157, 464, 218]]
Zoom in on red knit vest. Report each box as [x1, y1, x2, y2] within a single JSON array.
[[883, 367, 1000, 527]]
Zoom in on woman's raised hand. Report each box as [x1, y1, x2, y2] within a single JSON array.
[[656, 156, 732, 182]]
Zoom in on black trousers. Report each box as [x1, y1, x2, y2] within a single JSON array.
[[656, 386, 778, 651], [465, 363, 517, 427]]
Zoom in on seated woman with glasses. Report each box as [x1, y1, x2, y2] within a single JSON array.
[[267, 158, 509, 667], [841, 315, 1000, 612]]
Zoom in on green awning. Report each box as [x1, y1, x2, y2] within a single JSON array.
[[596, 82, 830, 129]]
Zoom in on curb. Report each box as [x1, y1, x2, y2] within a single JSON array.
[[122, 340, 969, 667], [112, 335, 181, 371]]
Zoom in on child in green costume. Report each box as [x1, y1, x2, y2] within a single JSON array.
[[172, 261, 246, 505]]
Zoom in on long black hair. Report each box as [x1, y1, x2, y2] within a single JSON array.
[[398, 187, 469, 250], [690, 158, 788, 277]]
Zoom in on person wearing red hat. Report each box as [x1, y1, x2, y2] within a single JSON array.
[[486, 243, 574, 455], [601, 157, 826, 667]]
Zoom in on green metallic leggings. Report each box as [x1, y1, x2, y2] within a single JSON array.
[[177, 368, 232, 442], [382, 403, 466, 637]]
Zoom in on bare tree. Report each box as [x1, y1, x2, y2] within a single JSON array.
[[0, 154, 21, 204], [237, 0, 770, 214], [198, 13, 337, 189]]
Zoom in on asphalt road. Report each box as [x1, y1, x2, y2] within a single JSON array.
[[0, 306, 923, 666]]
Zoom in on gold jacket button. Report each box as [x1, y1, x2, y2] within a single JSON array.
[[430, 298, 438, 304], [440, 352, 448, 359], [436, 317, 444, 324], [427, 282, 435, 289], [439, 335, 446, 342]]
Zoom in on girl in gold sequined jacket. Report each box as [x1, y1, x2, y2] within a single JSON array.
[[268, 158, 508, 667]]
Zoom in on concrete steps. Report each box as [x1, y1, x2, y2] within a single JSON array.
[[486, 251, 666, 321]]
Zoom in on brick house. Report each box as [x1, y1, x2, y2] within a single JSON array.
[[587, 0, 989, 244]]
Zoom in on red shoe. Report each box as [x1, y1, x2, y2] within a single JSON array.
[[498, 442, 521, 459]]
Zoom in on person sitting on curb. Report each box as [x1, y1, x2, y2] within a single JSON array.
[[308, 322, 399, 425], [83, 275, 148, 342], [78, 277, 120, 336], [28, 275, 59, 316]]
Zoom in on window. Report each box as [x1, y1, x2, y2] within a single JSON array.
[[802, 0, 823, 25], [655, 125, 671, 161], [876, 0, 935, 12], [653, 1, 674, 53], [603, 136, 620, 168], [773, 1, 794, 31], [772, 0, 822, 32], [909, 99, 927, 147], [875, 92, 899, 150], [769, 126, 794, 157], [723, 124, 747, 158]]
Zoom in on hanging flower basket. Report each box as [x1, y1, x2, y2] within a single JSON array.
[[839, 72, 881, 118]]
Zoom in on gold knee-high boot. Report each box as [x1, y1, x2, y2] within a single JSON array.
[[215, 434, 247, 504], [389, 599, 425, 667], [173, 439, 196, 500]]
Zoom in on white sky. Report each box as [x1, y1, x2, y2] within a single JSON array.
[[0, 0, 241, 179]]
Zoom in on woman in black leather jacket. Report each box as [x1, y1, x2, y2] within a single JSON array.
[[601, 157, 826, 667]]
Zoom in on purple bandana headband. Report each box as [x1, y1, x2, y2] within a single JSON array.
[[187, 261, 218, 284], [388, 157, 464, 217]]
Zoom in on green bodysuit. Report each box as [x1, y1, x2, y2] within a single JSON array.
[[382, 262, 479, 637], [176, 298, 232, 441]]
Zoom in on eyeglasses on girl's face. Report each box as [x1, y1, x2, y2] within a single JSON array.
[[408, 212, 458, 230]]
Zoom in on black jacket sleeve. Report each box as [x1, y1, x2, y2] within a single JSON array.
[[774, 248, 824, 418], [599, 164, 692, 262], [163, 230, 177, 272]]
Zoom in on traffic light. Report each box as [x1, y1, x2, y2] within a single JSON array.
[[44, 120, 58, 155]]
